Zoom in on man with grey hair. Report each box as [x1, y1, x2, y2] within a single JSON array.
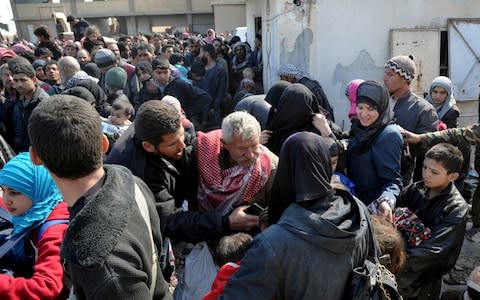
[[196, 111, 278, 215]]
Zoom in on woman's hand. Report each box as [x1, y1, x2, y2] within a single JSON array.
[[312, 113, 332, 136], [260, 130, 272, 145]]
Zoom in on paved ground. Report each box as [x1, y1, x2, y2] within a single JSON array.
[[441, 221, 480, 299]]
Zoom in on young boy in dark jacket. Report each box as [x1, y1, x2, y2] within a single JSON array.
[[396, 143, 468, 300], [28, 95, 172, 300]]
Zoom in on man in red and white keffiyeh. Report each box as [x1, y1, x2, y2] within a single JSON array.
[[196, 111, 277, 230]]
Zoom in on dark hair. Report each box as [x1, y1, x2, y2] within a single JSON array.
[[8, 57, 35, 78], [169, 53, 184, 65], [188, 36, 200, 45], [190, 60, 206, 77], [28, 95, 103, 179], [371, 215, 406, 275], [33, 26, 51, 40], [112, 99, 134, 117], [202, 43, 216, 60], [117, 41, 130, 59], [132, 43, 154, 58], [425, 143, 463, 174], [161, 44, 174, 53], [215, 233, 253, 266], [134, 100, 180, 146], [44, 60, 57, 71], [34, 47, 52, 58], [18, 51, 34, 63]]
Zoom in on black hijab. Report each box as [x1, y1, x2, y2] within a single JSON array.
[[268, 132, 335, 225], [350, 81, 394, 153], [266, 83, 321, 155], [265, 80, 292, 109]]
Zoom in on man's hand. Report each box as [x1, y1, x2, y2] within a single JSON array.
[[228, 206, 260, 231], [260, 130, 272, 145], [312, 113, 332, 137], [377, 201, 393, 223], [400, 128, 421, 144]]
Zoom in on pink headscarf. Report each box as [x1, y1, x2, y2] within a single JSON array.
[[345, 79, 365, 120], [204, 29, 216, 44]]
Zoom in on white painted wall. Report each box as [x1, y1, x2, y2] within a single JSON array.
[[259, 0, 480, 129]]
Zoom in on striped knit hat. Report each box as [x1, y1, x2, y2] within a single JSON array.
[[385, 55, 416, 83]]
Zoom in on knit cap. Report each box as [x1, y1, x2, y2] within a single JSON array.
[[385, 55, 416, 83], [32, 59, 46, 70], [277, 64, 301, 80], [94, 48, 116, 68], [105, 67, 127, 91]]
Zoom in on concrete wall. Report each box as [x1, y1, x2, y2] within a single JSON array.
[[262, 0, 480, 129], [213, 4, 246, 34]]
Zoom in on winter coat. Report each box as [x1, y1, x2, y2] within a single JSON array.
[[220, 191, 370, 300], [347, 124, 403, 206], [61, 165, 171, 300], [395, 182, 468, 298], [105, 128, 224, 243], [0, 202, 69, 300], [12, 87, 49, 152], [136, 77, 212, 130]]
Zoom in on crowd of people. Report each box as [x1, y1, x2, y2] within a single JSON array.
[[0, 18, 477, 300]]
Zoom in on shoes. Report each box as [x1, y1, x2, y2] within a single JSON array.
[[466, 226, 480, 242]]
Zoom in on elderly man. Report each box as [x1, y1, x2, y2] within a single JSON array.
[[107, 101, 277, 242]]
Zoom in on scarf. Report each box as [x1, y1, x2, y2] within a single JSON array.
[[268, 132, 335, 224], [196, 130, 273, 215], [267, 83, 321, 155], [350, 81, 394, 153], [0, 152, 62, 261], [231, 42, 252, 72], [425, 76, 456, 120], [65, 71, 98, 90]]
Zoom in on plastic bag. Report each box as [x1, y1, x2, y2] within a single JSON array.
[[174, 241, 218, 300]]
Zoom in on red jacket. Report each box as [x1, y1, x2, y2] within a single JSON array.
[[0, 201, 69, 300], [203, 262, 240, 300]]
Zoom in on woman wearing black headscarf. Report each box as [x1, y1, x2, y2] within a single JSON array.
[[347, 80, 402, 221], [221, 132, 370, 299], [265, 83, 321, 155]]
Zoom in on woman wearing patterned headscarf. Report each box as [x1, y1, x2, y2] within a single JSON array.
[[0, 152, 69, 300]]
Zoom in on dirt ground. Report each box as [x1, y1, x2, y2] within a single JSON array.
[[441, 220, 480, 299]]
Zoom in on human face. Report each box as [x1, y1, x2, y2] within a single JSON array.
[[154, 126, 186, 161], [163, 47, 174, 60], [35, 66, 46, 81], [223, 133, 261, 168], [136, 49, 153, 62], [77, 50, 90, 65], [279, 75, 295, 83], [64, 45, 77, 57], [356, 102, 379, 127], [109, 109, 129, 126], [108, 44, 121, 59], [330, 155, 338, 172], [189, 43, 200, 57], [431, 86, 448, 105], [153, 68, 170, 85], [45, 64, 60, 83], [212, 40, 221, 52], [13, 73, 36, 97], [1, 186, 32, 216], [235, 46, 245, 59], [137, 70, 151, 83], [422, 158, 456, 192], [87, 32, 98, 41], [1, 68, 14, 89], [383, 68, 406, 96]]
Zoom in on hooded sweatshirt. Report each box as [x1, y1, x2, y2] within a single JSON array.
[[222, 132, 369, 300]]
